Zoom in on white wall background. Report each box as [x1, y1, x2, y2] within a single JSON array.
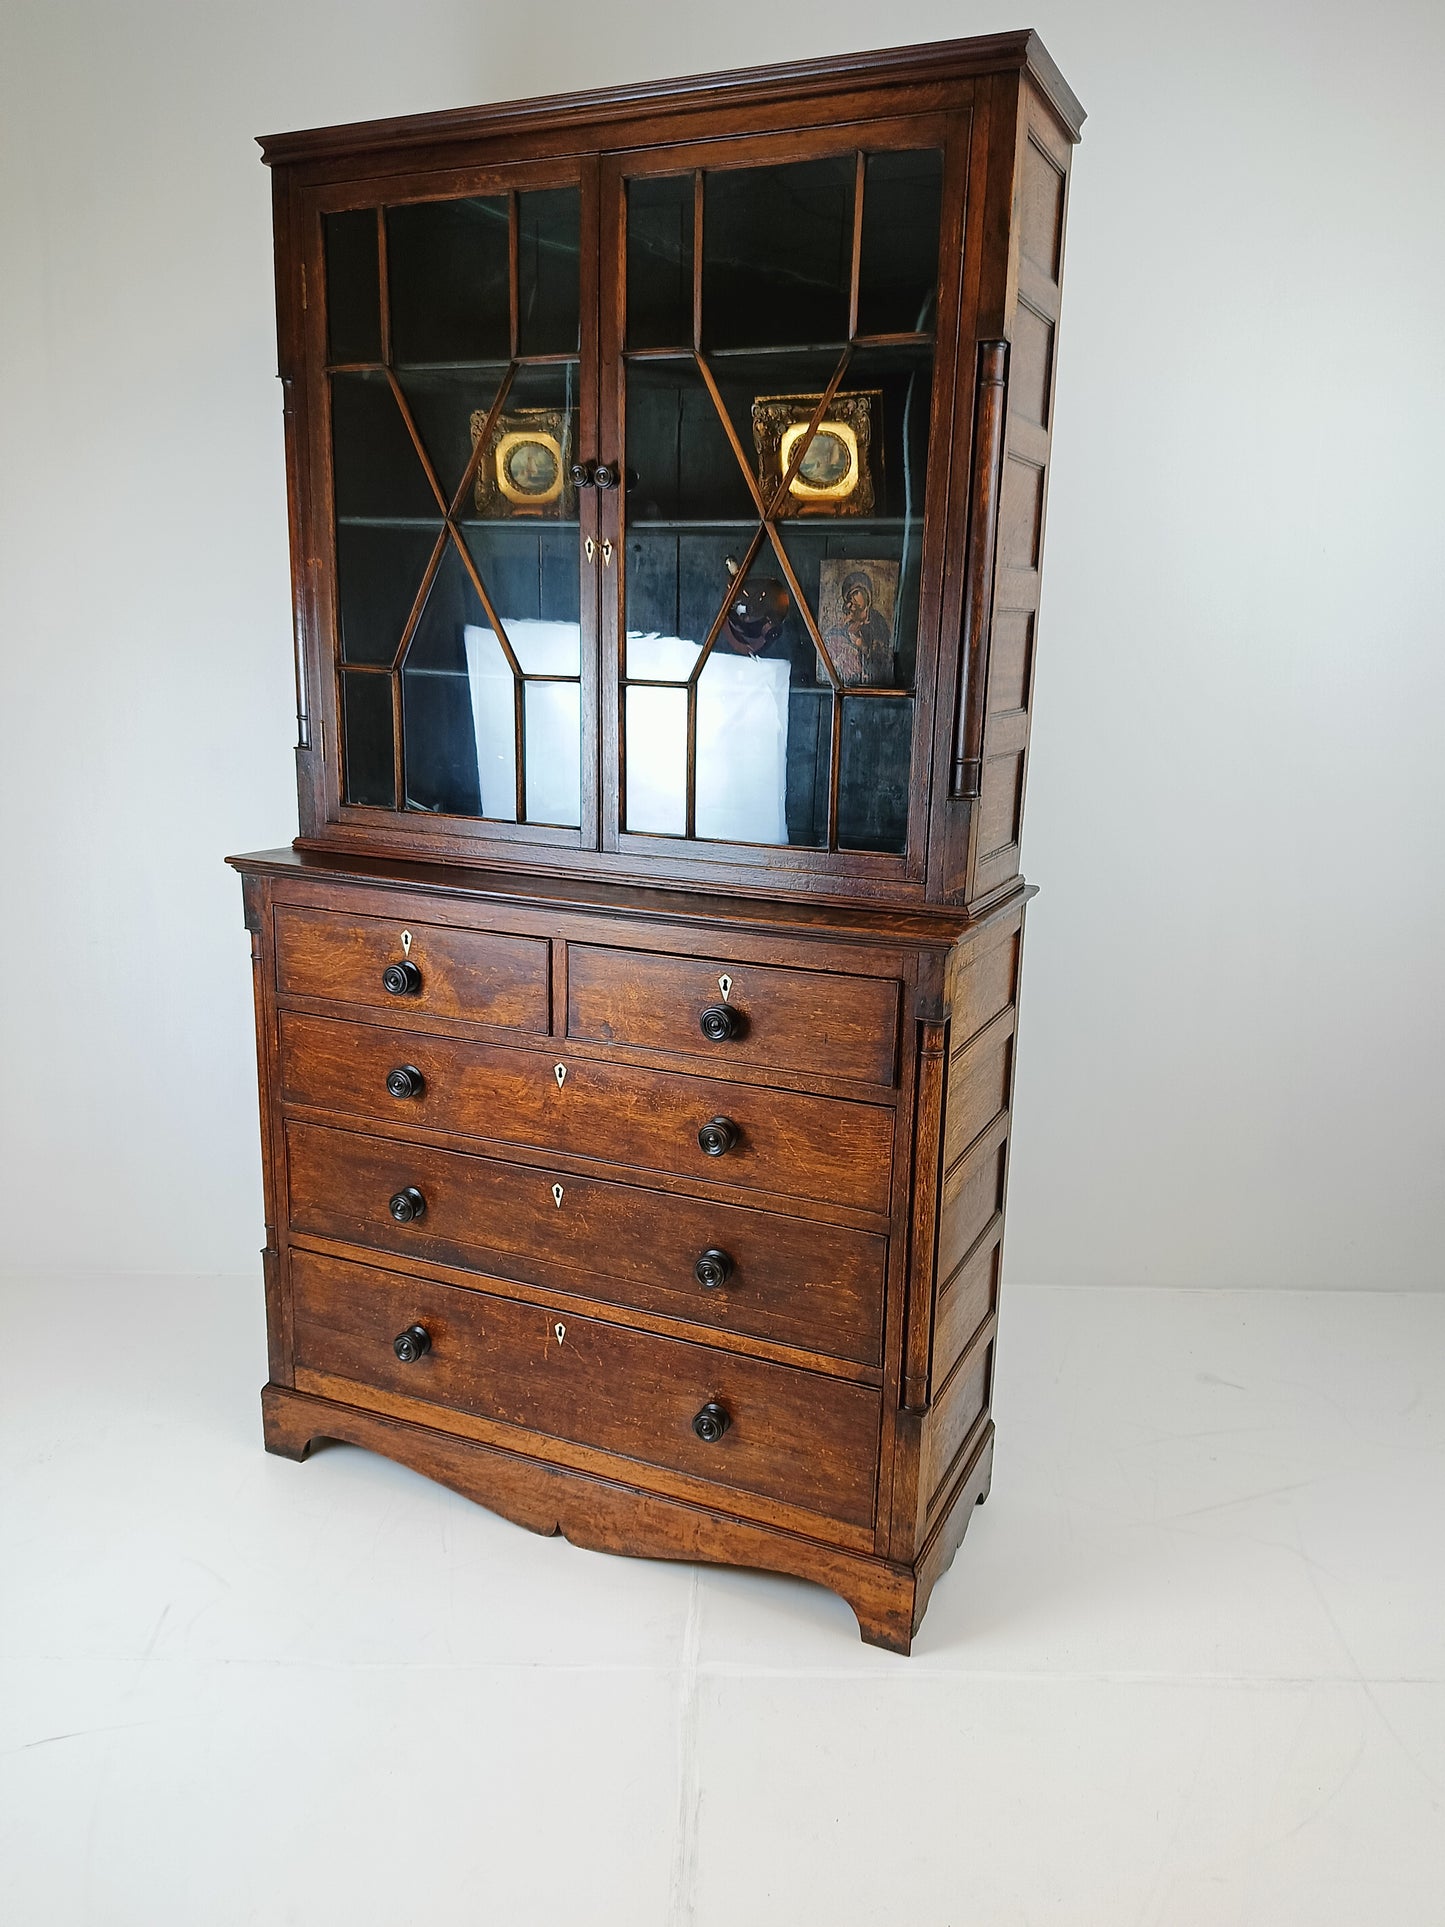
[[1, 0, 1440, 1288]]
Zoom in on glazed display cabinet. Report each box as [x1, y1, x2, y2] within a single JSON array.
[[231, 31, 1082, 1651]]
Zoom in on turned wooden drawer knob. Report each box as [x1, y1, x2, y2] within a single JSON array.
[[693, 1247, 733, 1290], [385, 1065, 425, 1100], [393, 1324, 431, 1363], [381, 960, 422, 996], [698, 1003, 740, 1042], [388, 1186, 427, 1223], [696, 1116, 738, 1158], [692, 1401, 730, 1444]]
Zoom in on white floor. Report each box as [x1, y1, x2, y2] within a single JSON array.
[[2, 1278, 1442, 1926]]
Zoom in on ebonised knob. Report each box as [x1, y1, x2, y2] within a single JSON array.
[[382, 960, 422, 997], [393, 1324, 431, 1362], [697, 1116, 738, 1158], [699, 1004, 740, 1042], [692, 1401, 730, 1444], [693, 1248, 733, 1290], [385, 1065, 425, 1100], [388, 1186, 426, 1223], [569, 459, 597, 488], [593, 462, 618, 489]]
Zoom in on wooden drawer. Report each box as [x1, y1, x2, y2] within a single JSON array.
[[278, 1011, 895, 1216], [291, 1249, 881, 1529], [274, 906, 549, 1032], [566, 944, 900, 1087], [286, 1120, 886, 1365]]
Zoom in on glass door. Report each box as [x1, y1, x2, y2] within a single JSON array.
[[319, 159, 598, 843], [603, 123, 956, 871]]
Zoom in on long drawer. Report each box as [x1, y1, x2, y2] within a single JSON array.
[[274, 905, 549, 1031], [290, 1249, 881, 1529], [278, 1011, 894, 1216], [566, 943, 901, 1087], [286, 1121, 887, 1365]]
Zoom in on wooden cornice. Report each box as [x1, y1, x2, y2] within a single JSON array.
[[257, 30, 1084, 168]]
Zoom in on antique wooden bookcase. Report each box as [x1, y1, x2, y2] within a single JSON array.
[[231, 31, 1082, 1651]]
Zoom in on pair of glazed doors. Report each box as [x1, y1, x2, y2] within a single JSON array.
[[311, 111, 972, 884]]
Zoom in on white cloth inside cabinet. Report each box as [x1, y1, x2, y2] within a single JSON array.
[[625, 633, 790, 845], [463, 620, 581, 828]]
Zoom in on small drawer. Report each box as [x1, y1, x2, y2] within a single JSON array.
[[566, 944, 901, 1087], [278, 1012, 895, 1216], [286, 1121, 886, 1365], [290, 1248, 881, 1529], [274, 906, 549, 1032]]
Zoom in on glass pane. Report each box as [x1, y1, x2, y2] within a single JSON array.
[[331, 372, 439, 520], [695, 648, 791, 845], [337, 523, 440, 665], [627, 174, 693, 349], [462, 362, 580, 525], [402, 543, 493, 818], [462, 525, 580, 641], [777, 521, 920, 690], [700, 348, 842, 514], [857, 150, 943, 335], [624, 529, 747, 675], [622, 539, 827, 848], [702, 156, 854, 352], [773, 342, 932, 689], [625, 359, 754, 526], [838, 694, 913, 851], [465, 520, 582, 827], [396, 366, 509, 502], [341, 671, 395, 807], [625, 683, 687, 835], [524, 681, 581, 827], [387, 196, 509, 364], [517, 187, 580, 356], [785, 686, 831, 847], [324, 209, 381, 363], [844, 343, 934, 521]]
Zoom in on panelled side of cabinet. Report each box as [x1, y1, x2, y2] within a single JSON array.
[[934, 70, 1076, 903], [887, 894, 1026, 1617]]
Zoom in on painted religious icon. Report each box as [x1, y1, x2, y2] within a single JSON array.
[[816, 558, 900, 686]]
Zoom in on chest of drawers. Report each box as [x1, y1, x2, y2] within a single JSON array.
[[232, 850, 1027, 1651]]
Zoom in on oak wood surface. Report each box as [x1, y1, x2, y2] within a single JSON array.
[[278, 1009, 895, 1214], [274, 904, 550, 1029], [567, 942, 901, 1087], [286, 1119, 888, 1366], [290, 1250, 882, 1528]]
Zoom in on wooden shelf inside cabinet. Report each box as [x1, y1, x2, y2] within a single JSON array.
[[237, 29, 1081, 1650]]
